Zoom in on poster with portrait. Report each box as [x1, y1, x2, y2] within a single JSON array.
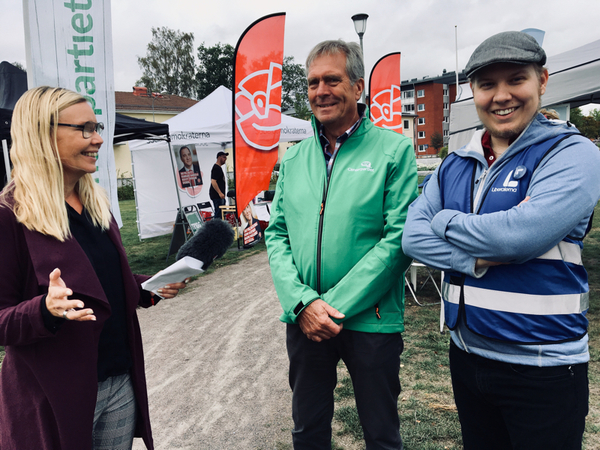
[[240, 202, 263, 248], [175, 144, 204, 197]]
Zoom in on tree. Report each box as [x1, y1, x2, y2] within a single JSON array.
[[438, 146, 449, 160], [570, 107, 600, 139], [589, 108, 600, 123], [11, 62, 26, 72], [570, 107, 584, 129], [282, 56, 309, 119], [195, 48, 310, 120], [137, 27, 196, 98], [195, 42, 235, 100], [430, 132, 444, 152]]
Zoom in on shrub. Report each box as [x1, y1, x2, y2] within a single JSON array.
[[438, 146, 448, 160], [118, 179, 135, 201]]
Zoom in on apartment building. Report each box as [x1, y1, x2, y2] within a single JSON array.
[[401, 70, 468, 157]]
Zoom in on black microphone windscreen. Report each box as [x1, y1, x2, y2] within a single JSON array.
[[176, 219, 234, 269]]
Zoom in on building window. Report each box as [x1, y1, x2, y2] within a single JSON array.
[[403, 120, 409, 129], [418, 131, 426, 139], [417, 104, 425, 112], [403, 104, 415, 113], [402, 90, 414, 99], [418, 145, 427, 152], [417, 89, 425, 98], [418, 117, 425, 125], [443, 117, 449, 123], [443, 103, 449, 110], [443, 88, 449, 96], [443, 130, 449, 137]]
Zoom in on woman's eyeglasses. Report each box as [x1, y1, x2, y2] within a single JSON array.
[[57, 121, 104, 139]]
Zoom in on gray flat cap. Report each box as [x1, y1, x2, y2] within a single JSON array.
[[465, 31, 546, 78]]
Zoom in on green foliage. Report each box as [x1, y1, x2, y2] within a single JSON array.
[[11, 61, 25, 72], [282, 56, 310, 119], [570, 107, 600, 140], [137, 27, 196, 98], [117, 178, 135, 201], [137, 30, 309, 109], [430, 132, 444, 151], [570, 107, 584, 127], [438, 146, 448, 159], [196, 42, 235, 99]]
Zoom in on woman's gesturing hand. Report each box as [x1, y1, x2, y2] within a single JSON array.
[[46, 268, 96, 321]]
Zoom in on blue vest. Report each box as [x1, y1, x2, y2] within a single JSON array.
[[439, 134, 589, 344]]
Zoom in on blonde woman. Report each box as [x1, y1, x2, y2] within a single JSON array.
[[0, 87, 186, 450]]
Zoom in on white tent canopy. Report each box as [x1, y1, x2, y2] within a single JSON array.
[[449, 38, 600, 152], [130, 85, 313, 239]]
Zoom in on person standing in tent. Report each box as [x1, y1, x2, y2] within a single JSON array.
[[266, 40, 417, 449], [0, 86, 188, 450], [209, 151, 228, 218], [402, 31, 600, 449]]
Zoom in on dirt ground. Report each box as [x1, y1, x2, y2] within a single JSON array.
[[132, 251, 294, 450]]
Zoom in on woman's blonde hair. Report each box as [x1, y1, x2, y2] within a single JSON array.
[[0, 86, 111, 241]]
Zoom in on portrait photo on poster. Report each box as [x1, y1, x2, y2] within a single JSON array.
[[240, 202, 263, 248], [175, 144, 203, 197]]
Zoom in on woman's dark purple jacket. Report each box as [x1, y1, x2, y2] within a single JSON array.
[[0, 205, 155, 450]]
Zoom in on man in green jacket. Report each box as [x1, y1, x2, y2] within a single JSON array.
[[265, 40, 418, 449]]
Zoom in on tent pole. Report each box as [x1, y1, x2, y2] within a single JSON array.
[[167, 139, 186, 237]]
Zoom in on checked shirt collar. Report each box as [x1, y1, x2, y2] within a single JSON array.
[[319, 104, 366, 176]]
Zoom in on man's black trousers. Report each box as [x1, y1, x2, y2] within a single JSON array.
[[286, 324, 404, 450]]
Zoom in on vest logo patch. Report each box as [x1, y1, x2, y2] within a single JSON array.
[[491, 170, 518, 193]]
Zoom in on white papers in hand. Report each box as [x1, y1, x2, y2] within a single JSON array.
[[141, 256, 204, 298]]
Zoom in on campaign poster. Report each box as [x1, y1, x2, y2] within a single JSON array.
[[240, 202, 263, 248], [174, 144, 204, 198]]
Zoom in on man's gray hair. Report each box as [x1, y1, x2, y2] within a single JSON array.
[[306, 40, 364, 85]]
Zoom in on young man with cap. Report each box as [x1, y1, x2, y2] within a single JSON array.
[[402, 31, 600, 449], [209, 151, 228, 218]]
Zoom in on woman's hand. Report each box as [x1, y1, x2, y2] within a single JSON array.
[[156, 278, 190, 299], [46, 268, 96, 321]]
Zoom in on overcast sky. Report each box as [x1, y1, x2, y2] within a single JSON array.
[[2, 0, 599, 111]]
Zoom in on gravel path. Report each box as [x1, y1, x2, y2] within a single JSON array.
[[132, 251, 293, 450]]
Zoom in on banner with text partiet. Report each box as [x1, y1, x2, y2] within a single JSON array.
[[23, 0, 120, 224]]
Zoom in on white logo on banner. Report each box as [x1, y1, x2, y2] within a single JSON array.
[[371, 85, 402, 131], [235, 62, 282, 150]]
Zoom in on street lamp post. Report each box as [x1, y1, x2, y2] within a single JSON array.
[[351, 13, 369, 103]]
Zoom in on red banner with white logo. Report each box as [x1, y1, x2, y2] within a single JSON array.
[[233, 13, 286, 217], [369, 52, 402, 133]]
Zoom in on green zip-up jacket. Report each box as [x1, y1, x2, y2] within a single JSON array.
[[265, 115, 418, 333]]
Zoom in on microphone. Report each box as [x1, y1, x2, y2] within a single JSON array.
[[176, 218, 235, 270]]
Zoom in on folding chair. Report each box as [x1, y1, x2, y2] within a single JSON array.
[[404, 261, 442, 306], [196, 201, 214, 221]]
